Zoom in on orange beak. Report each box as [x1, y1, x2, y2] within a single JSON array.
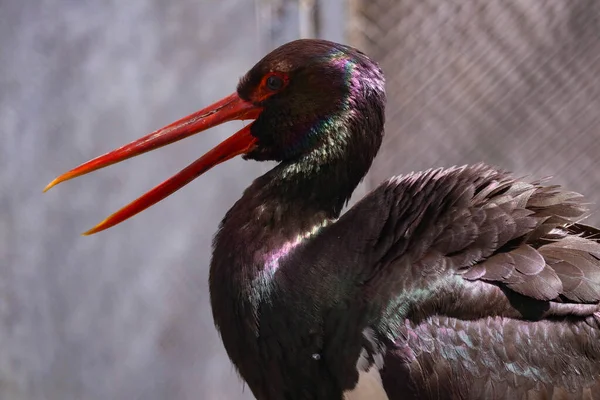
[[44, 93, 262, 235]]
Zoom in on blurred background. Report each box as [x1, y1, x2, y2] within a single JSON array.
[[1, 0, 599, 399]]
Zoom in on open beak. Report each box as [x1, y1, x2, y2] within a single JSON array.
[[44, 92, 262, 235]]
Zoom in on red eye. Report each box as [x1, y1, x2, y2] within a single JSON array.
[[266, 75, 284, 91]]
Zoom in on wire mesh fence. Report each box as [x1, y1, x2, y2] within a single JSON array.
[[348, 0, 600, 226]]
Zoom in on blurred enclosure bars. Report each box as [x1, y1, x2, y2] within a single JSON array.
[[1, 0, 599, 400]]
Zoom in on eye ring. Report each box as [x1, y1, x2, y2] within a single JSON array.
[[266, 75, 284, 91]]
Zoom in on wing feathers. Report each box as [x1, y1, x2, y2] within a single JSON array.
[[358, 164, 600, 398], [442, 165, 600, 305], [371, 164, 600, 318]]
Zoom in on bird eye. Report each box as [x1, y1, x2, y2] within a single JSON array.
[[266, 75, 284, 91]]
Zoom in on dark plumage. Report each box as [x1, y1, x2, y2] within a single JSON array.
[[46, 39, 600, 399], [213, 159, 600, 399]]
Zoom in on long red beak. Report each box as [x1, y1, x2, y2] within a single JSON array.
[[44, 93, 262, 235]]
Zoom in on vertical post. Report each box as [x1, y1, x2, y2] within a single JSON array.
[[255, 0, 346, 52], [317, 0, 345, 43], [299, 0, 317, 38]]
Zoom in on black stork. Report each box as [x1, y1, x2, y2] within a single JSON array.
[[45, 39, 600, 399]]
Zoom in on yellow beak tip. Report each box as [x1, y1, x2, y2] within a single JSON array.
[[43, 178, 62, 193], [82, 218, 112, 236], [82, 227, 98, 236]]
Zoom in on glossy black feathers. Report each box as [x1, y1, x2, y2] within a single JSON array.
[[207, 40, 600, 400]]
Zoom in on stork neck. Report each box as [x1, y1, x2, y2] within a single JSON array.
[[222, 153, 364, 249], [263, 160, 357, 216]]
